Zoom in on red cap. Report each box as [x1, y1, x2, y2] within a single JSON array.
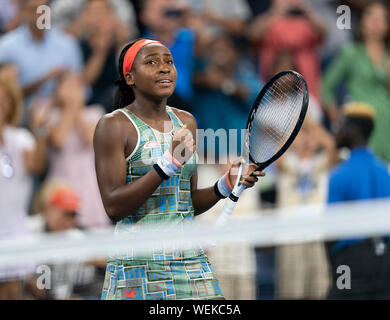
[[49, 187, 80, 212]]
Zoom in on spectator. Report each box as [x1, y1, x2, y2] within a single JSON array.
[[275, 118, 335, 300], [71, 0, 132, 113], [326, 102, 390, 299], [0, 77, 47, 299], [27, 181, 106, 300], [140, 0, 197, 111], [248, 0, 327, 102], [51, 0, 138, 38], [0, 0, 82, 120], [0, 63, 20, 88], [273, 51, 325, 123], [322, 0, 390, 164], [0, 0, 24, 34], [183, 0, 252, 37], [43, 72, 110, 229], [309, 0, 353, 66], [192, 34, 261, 162]]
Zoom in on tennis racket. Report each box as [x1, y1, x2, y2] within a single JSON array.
[[214, 70, 309, 227]]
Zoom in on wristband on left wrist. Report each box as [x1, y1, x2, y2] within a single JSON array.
[[214, 172, 233, 199]]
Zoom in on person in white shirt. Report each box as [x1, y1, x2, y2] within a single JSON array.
[[0, 75, 47, 299]]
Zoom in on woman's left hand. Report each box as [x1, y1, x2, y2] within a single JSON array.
[[228, 158, 265, 189]]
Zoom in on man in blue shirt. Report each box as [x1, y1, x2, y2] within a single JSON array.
[[0, 0, 82, 110], [327, 102, 390, 299]]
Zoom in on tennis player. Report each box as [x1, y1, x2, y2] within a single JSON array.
[[93, 39, 264, 300]]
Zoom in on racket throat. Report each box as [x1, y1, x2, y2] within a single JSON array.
[[229, 193, 239, 202]]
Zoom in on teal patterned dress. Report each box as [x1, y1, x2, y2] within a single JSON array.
[[101, 106, 224, 300]]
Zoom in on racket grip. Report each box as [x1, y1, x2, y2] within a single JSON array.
[[214, 184, 247, 228]]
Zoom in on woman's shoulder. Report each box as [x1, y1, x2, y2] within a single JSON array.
[[169, 106, 197, 127], [97, 108, 129, 128]]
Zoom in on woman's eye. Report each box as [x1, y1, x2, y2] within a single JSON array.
[[147, 60, 156, 65], [167, 60, 173, 65]]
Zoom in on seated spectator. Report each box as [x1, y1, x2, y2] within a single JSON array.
[[322, 0, 390, 164], [248, 0, 327, 102], [0, 77, 47, 299], [42, 73, 110, 229], [0, 0, 82, 120], [192, 34, 261, 162], [326, 102, 390, 299], [27, 181, 106, 300]]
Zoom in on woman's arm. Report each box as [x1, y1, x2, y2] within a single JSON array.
[[172, 108, 263, 215], [48, 107, 74, 150], [24, 134, 47, 175], [94, 113, 165, 222], [25, 103, 51, 175], [322, 46, 353, 124], [74, 110, 96, 146], [190, 160, 263, 216], [190, 170, 220, 216]]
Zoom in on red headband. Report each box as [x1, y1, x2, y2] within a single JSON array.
[[122, 39, 162, 77]]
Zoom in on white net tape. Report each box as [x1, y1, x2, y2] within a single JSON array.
[[1, 198, 390, 267]]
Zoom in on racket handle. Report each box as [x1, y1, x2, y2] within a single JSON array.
[[214, 184, 247, 228]]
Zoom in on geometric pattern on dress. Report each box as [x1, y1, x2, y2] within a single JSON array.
[[101, 256, 224, 300], [111, 106, 202, 261]]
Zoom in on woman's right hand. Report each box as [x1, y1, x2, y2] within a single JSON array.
[[170, 124, 196, 165]]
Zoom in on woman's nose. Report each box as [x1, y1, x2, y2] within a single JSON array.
[[159, 63, 171, 73]]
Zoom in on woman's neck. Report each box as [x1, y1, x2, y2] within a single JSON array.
[[130, 95, 168, 119], [364, 39, 385, 66], [365, 38, 385, 49]]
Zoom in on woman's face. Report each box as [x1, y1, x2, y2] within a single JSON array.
[[0, 87, 11, 124], [361, 3, 389, 41], [127, 44, 177, 100], [293, 123, 319, 156], [210, 38, 237, 70]]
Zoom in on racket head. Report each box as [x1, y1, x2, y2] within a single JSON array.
[[245, 70, 309, 171]]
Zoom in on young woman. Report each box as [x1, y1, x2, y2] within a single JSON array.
[[323, 0, 390, 164], [0, 77, 46, 299], [93, 39, 264, 300]]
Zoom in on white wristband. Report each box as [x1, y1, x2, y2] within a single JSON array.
[[153, 151, 182, 180]]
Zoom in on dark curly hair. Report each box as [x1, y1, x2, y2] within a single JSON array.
[[112, 39, 140, 110]]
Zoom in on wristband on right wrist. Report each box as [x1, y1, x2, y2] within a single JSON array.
[[153, 151, 183, 180]]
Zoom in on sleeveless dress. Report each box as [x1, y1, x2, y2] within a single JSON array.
[[101, 106, 224, 300]]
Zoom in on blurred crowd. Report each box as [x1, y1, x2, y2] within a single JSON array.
[[1, 0, 390, 300]]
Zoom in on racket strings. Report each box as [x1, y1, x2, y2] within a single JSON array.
[[249, 74, 305, 163]]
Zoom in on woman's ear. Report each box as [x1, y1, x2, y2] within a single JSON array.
[[125, 72, 135, 87]]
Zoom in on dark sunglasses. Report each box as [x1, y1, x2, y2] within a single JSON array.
[[63, 211, 78, 218]]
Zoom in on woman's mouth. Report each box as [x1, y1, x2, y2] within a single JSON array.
[[156, 79, 173, 87]]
